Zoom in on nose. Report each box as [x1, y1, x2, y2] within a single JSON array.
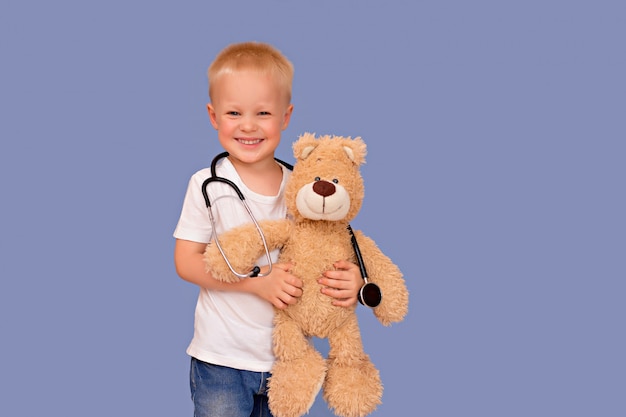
[[239, 115, 256, 132], [313, 180, 336, 197]]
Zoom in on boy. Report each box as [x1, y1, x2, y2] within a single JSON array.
[[173, 42, 363, 417]]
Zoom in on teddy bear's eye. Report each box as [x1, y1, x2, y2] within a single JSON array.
[[315, 177, 321, 181], [332, 179, 339, 184]]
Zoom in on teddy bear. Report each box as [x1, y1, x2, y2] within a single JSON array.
[[203, 132, 409, 417]]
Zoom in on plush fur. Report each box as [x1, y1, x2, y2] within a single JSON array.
[[204, 133, 409, 417]]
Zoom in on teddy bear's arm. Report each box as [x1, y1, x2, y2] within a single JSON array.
[[203, 219, 292, 283], [353, 230, 409, 326]]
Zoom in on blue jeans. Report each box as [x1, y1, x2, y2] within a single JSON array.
[[190, 357, 273, 417]]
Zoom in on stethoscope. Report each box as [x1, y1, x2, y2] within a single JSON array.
[[202, 152, 382, 308]]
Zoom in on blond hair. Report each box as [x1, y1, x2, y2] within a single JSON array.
[[208, 42, 294, 103]]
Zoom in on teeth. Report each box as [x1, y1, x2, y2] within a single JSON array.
[[239, 139, 262, 145]]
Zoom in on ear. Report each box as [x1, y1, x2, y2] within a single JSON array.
[[207, 103, 218, 130], [301, 145, 316, 159], [292, 132, 318, 159], [341, 137, 367, 165], [281, 104, 294, 130], [343, 146, 355, 162]]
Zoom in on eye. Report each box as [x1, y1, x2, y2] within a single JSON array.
[[314, 177, 321, 181], [258, 111, 271, 116], [227, 111, 240, 116], [332, 179, 339, 184]]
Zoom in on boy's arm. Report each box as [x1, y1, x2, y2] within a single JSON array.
[[174, 239, 237, 291], [174, 239, 303, 309]]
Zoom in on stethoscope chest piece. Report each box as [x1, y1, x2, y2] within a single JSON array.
[[358, 279, 382, 308]]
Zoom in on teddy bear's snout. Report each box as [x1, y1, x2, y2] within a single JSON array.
[[313, 179, 336, 197]]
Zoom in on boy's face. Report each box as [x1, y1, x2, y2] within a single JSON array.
[[207, 70, 293, 165]]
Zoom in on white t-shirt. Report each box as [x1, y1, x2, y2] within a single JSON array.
[[173, 156, 290, 372]]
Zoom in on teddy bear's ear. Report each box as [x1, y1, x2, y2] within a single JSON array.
[[343, 147, 356, 162], [293, 132, 319, 160], [342, 136, 367, 166], [301, 145, 316, 159]]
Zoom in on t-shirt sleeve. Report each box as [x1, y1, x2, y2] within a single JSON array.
[[173, 173, 212, 243]]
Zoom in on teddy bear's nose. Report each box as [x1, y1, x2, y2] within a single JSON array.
[[313, 180, 336, 197]]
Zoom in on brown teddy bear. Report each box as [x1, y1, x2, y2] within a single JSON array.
[[204, 133, 409, 417]]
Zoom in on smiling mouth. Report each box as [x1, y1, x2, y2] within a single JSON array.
[[308, 198, 344, 215], [237, 138, 263, 145]]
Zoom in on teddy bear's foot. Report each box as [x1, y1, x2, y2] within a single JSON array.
[[268, 352, 327, 417], [323, 358, 382, 417]]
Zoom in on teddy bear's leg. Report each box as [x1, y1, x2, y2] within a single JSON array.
[[268, 312, 326, 417], [323, 315, 382, 417]]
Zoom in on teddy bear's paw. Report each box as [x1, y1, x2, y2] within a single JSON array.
[[268, 354, 326, 417], [323, 359, 382, 417], [203, 245, 244, 283], [205, 265, 242, 283], [373, 303, 408, 326], [372, 286, 409, 326]]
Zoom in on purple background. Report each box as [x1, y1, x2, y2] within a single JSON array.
[[1, 1, 624, 416]]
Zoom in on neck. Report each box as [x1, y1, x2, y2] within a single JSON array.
[[232, 158, 283, 196]]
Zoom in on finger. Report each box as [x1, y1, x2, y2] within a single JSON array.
[[272, 262, 293, 272], [324, 268, 358, 282], [333, 259, 355, 271], [318, 277, 347, 289], [322, 270, 341, 280], [293, 286, 303, 298], [285, 275, 303, 289], [284, 282, 303, 297], [320, 286, 348, 298], [279, 292, 298, 306]]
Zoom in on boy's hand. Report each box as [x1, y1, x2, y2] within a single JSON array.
[[254, 263, 303, 310], [318, 260, 362, 307]]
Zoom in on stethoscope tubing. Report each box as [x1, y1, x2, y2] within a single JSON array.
[[202, 152, 274, 278], [349, 225, 382, 308]]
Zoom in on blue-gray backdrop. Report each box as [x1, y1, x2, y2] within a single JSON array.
[[1, 1, 624, 416]]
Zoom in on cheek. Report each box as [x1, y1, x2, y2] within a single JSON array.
[[217, 118, 236, 132], [271, 118, 288, 133]]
